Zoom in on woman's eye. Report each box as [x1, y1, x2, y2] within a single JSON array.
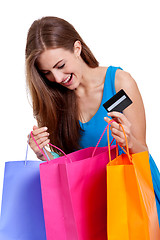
[[58, 64, 65, 69], [43, 71, 50, 75]]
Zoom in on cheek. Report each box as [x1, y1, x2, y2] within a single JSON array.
[[45, 74, 55, 82], [72, 64, 82, 78]]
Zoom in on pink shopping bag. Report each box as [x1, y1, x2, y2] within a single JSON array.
[[31, 124, 116, 240]]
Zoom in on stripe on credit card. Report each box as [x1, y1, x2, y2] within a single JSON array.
[[107, 95, 126, 111]]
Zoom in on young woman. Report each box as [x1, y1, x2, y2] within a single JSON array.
[[26, 15, 160, 225], [26, 16, 147, 160]]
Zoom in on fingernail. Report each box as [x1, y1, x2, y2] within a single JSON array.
[[44, 127, 48, 130]]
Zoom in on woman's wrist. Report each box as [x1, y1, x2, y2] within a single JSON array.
[[37, 150, 53, 161], [129, 135, 148, 154]]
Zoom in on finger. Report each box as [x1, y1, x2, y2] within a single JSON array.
[[28, 126, 38, 137], [108, 112, 130, 125], [34, 136, 50, 146], [104, 116, 121, 131], [38, 138, 50, 150], [29, 137, 50, 153], [29, 135, 50, 147], [104, 115, 121, 126], [28, 126, 44, 139], [29, 134, 46, 144], [104, 115, 128, 134], [111, 127, 126, 139], [33, 125, 38, 130], [112, 123, 130, 139], [32, 126, 48, 136], [34, 132, 50, 139], [104, 116, 113, 124], [111, 133, 126, 146]]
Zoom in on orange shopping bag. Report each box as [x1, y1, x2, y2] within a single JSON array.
[[106, 123, 160, 240]]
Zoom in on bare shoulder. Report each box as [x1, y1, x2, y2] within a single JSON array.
[[115, 69, 138, 95], [114, 69, 145, 109], [115, 69, 146, 143]]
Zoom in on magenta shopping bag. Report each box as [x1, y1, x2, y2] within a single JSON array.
[[31, 124, 116, 240]]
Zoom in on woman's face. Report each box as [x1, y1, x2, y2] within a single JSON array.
[[37, 41, 82, 90]]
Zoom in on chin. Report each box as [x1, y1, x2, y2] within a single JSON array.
[[67, 85, 77, 91], [67, 81, 80, 90]]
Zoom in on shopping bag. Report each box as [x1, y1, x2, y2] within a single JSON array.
[[0, 140, 46, 240], [106, 123, 160, 240], [31, 123, 116, 240], [149, 154, 160, 226]]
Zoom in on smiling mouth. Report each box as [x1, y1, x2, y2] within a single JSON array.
[[62, 73, 73, 85]]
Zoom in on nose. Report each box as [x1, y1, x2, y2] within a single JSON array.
[[51, 69, 64, 83]]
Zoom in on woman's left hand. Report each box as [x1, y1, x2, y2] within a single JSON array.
[[104, 111, 133, 149]]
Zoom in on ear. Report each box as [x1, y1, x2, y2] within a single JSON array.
[[73, 40, 82, 57]]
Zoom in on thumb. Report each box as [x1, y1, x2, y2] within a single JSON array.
[[33, 125, 38, 130]]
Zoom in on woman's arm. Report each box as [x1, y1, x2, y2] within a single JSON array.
[[104, 69, 148, 154]]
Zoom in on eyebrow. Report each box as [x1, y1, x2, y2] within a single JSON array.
[[53, 60, 63, 68], [40, 60, 63, 72]]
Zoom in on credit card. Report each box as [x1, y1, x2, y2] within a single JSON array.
[[103, 89, 132, 113]]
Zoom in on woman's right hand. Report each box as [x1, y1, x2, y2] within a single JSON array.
[[28, 125, 51, 160]]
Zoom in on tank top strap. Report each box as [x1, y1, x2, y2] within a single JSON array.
[[102, 66, 123, 105]]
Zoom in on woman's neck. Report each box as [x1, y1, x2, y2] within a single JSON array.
[[75, 63, 107, 96]]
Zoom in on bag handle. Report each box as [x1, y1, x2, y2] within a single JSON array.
[[107, 122, 132, 162], [25, 133, 52, 165], [25, 134, 31, 165], [26, 120, 120, 163], [30, 131, 71, 163], [92, 120, 118, 157]]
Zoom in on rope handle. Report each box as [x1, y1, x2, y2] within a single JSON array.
[[107, 122, 132, 163], [29, 120, 129, 163], [30, 131, 71, 163], [92, 120, 116, 157]]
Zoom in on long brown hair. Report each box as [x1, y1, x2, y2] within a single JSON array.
[[25, 16, 99, 154]]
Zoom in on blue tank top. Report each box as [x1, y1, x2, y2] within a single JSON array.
[[79, 66, 122, 149]]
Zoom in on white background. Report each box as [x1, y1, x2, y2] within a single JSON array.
[[0, 0, 160, 208]]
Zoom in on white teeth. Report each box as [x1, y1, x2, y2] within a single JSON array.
[[63, 74, 71, 83]]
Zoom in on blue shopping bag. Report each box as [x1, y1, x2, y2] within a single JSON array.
[[0, 141, 46, 240]]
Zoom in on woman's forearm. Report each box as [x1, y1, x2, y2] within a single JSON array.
[[129, 135, 148, 154]]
